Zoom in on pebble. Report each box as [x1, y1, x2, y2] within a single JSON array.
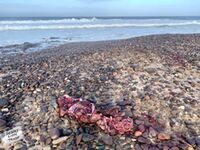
[[14, 144, 27, 150], [137, 137, 150, 144], [52, 136, 68, 145], [1, 108, 9, 112], [178, 105, 185, 110], [0, 118, 6, 130], [117, 100, 132, 106], [149, 146, 159, 150], [170, 146, 179, 150], [45, 138, 52, 145], [39, 135, 46, 144], [62, 128, 73, 136], [187, 146, 194, 150], [49, 128, 61, 140], [82, 133, 95, 142], [162, 146, 170, 150], [145, 67, 157, 74], [76, 134, 82, 145], [138, 124, 145, 132], [157, 133, 170, 140], [195, 137, 200, 146], [43, 146, 51, 150], [130, 63, 140, 71], [149, 127, 157, 137], [51, 96, 58, 110], [134, 131, 143, 137], [135, 119, 145, 125], [100, 135, 113, 145], [172, 88, 182, 94], [123, 108, 133, 117], [0, 99, 8, 107]]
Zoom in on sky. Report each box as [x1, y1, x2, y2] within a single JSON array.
[[0, 0, 200, 17]]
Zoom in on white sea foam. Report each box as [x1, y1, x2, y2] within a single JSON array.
[[0, 17, 97, 25], [0, 21, 200, 31]]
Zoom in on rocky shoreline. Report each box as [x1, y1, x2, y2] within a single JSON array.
[[0, 34, 200, 149]]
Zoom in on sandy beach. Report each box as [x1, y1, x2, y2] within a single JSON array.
[[0, 34, 200, 149]]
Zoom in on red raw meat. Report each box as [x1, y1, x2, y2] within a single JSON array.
[[57, 95, 133, 135]]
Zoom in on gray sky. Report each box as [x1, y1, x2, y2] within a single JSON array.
[[0, 0, 200, 17]]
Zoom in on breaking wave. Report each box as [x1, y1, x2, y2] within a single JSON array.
[[0, 17, 97, 25], [0, 21, 200, 31]]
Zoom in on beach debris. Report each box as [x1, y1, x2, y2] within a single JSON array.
[[1, 126, 24, 145], [57, 95, 133, 135]]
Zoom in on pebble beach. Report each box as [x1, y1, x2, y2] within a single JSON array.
[[0, 34, 200, 149]]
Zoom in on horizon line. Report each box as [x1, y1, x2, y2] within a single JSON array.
[[0, 16, 200, 18]]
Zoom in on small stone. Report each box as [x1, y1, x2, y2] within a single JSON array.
[[52, 136, 68, 145], [51, 96, 58, 110], [0, 99, 8, 107], [195, 137, 200, 146], [14, 144, 27, 150], [49, 128, 61, 140], [178, 144, 188, 149], [149, 146, 159, 150], [130, 64, 140, 71], [135, 144, 142, 150], [115, 145, 123, 150], [40, 135, 46, 144], [43, 146, 51, 150], [135, 119, 144, 125], [145, 68, 157, 74], [1, 108, 9, 112], [138, 124, 145, 132], [25, 96, 35, 102], [140, 144, 149, 150], [76, 134, 82, 145], [172, 88, 182, 94], [62, 128, 73, 136], [137, 137, 150, 144], [187, 146, 194, 150], [0, 118, 6, 130], [134, 131, 142, 137], [117, 100, 132, 106], [170, 147, 179, 150], [163, 146, 169, 150], [149, 127, 157, 137], [82, 133, 95, 142], [97, 144, 105, 150], [144, 95, 150, 101], [123, 108, 133, 117], [186, 137, 196, 146], [45, 138, 52, 145], [178, 105, 185, 110], [158, 133, 170, 141], [100, 135, 113, 145]]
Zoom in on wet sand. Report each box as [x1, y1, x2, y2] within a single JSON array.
[[0, 34, 200, 149]]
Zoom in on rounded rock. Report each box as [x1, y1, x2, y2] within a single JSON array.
[[49, 128, 61, 140], [0, 118, 6, 130], [0, 99, 8, 107], [100, 135, 113, 145], [157, 133, 170, 141], [82, 133, 95, 142], [134, 131, 143, 137]]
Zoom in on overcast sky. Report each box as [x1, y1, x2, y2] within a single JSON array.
[[0, 0, 200, 17]]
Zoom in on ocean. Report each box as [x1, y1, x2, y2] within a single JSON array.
[[0, 16, 200, 54]]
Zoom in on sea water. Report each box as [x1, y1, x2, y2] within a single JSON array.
[[0, 16, 200, 54]]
